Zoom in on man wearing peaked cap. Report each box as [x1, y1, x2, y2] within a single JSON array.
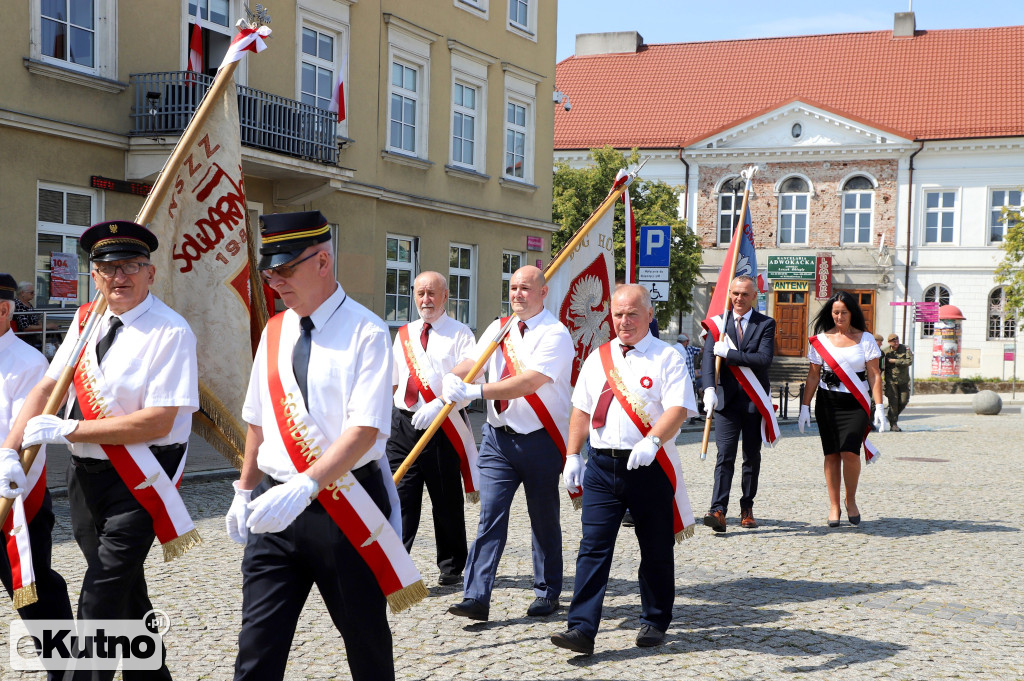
[[883, 333, 913, 432], [7, 220, 199, 681], [257, 210, 332, 270]]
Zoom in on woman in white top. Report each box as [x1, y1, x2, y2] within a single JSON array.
[[797, 291, 884, 527]]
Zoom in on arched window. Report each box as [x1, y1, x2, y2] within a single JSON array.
[[922, 284, 950, 337], [716, 177, 743, 245], [988, 287, 1017, 340], [778, 177, 809, 245], [841, 175, 874, 244]]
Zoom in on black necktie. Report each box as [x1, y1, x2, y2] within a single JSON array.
[[97, 317, 123, 364], [293, 316, 314, 407]]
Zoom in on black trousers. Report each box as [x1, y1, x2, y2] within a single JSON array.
[[67, 449, 182, 681], [385, 407, 467, 578], [234, 466, 394, 681], [710, 394, 763, 514]]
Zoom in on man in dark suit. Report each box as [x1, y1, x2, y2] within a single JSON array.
[[701, 275, 775, 532]]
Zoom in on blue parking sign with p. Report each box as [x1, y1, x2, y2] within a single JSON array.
[[639, 225, 670, 267]]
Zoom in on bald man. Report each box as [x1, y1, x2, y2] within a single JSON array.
[[442, 266, 574, 622], [387, 271, 477, 586]]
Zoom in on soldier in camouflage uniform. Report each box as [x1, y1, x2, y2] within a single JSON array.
[[883, 333, 914, 432]]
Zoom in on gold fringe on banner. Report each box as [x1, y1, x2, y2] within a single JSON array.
[[571, 496, 583, 511], [162, 527, 203, 562], [674, 524, 696, 544], [195, 385, 246, 470], [465, 491, 479, 504], [386, 580, 428, 614], [12, 583, 38, 610]]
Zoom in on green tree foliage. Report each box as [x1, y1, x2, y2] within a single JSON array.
[[551, 146, 702, 326], [995, 202, 1024, 319]]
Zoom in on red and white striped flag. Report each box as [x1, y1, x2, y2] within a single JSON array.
[[328, 54, 346, 123], [187, 3, 203, 73], [618, 168, 637, 284]]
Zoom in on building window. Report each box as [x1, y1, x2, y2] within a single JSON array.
[[509, 0, 528, 27], [778, 177, 809, 245], [36, 185, 97, 310], [452, 83, 477, 168], [385, 235, 416, 324], [504, 101, 527, 179], [41, 0, 95, 67], [924, 190, 956, 244], [841, 176, 874, 244], [990, 189, 1021, 244], [922, 284, 950, 337], [188, 1, 234, 77], [449, 48, 491, 174], [30, 0, 119, 82], [988, 288, 1016, 340], [385, 20, 434, 160], [716, 177, 743, 245], [455, 0, 488, 18], [300, 27, 334, 111], [501, 251, 523, 316], [389, 61, 419, 154], [448, 244, 474, 325]]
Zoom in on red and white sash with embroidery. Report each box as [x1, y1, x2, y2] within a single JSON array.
[[598, 343, 696, 541], [706, 314, 780, 446], [397, 324, 480, 503], [808, 335, 881, 464], [266, 313, 427, 612], [71, 304, 201, 561], [3, 447, 46, 608], [496, 317, 580, 507]]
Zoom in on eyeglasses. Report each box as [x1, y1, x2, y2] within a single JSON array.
[[261, 251, 320, 282], [93, 262, 151, 278]]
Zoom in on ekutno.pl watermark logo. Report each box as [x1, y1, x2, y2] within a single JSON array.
[[9, 610, 170, 671]]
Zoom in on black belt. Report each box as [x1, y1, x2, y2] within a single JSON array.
[[72, 443, 186, 474], [593, 447, 632, 459], [399, 408, 416, 418], [269, 460, 380, 486], [493, 424, 528, 436]]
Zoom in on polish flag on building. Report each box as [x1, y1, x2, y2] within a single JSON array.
[[328, 54, 346, 123], [187, 3, 203, 73]]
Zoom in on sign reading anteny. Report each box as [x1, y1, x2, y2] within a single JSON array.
[[766, 255, 816, 281]]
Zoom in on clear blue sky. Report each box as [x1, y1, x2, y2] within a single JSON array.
[[557, 0, 1023, 61]]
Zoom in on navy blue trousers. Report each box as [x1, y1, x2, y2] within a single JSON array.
[[710, 395, 763, 514]]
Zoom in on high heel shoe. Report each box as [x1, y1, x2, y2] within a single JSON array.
[[845, 505, 861, 526], [827, 518, 840, 528]]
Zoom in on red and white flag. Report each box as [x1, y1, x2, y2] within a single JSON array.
[[187, 3, 203, 74], [219, 25, 271, 70], [328, 54, 346, 123], [619, 169, 637, 284]]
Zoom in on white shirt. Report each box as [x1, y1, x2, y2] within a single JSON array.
[[808, 332, 881, 394], [1, 330, 48, 444], [48, 294, 199, 459], [392, 312, 475, 410], [734, 309, 752, 338], [573, 333, 695, 449], [474, 308, 573, 434], [243, 284, 393, 483]]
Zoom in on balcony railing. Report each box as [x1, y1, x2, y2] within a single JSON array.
[[130, 71, 338, 165]]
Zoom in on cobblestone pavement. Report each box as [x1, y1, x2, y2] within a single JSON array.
[[4, 409, 1023, 680]]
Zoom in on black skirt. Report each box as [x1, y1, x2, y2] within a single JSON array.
[[814, 389, 868, 455]]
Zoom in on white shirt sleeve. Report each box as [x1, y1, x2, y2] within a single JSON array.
[[344, 326, 394, 434]]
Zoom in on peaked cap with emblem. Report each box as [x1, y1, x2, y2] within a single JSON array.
[[258, 211, 331, 270], [80, 220, 159, 262], [0, 273, 16, 301]]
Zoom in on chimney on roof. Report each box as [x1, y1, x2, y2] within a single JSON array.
[[893, 11, 916, 38], [575, 31, 644, 57]]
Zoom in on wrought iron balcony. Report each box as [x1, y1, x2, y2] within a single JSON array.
[[130, 71, 338, 165]]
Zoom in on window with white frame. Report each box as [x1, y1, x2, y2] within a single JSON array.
[[716, 177, 743, 245], [921, 284, 950, 337], [390, 61, 419, 154], [36, 184, 97, 310], [507, 0, 536, 37], [505, 101, 527, 179], [923, 190, 956, 244], [385, 20, 434, 160], [30, 0, 118, 82], [448, 49, 490, 174], [501, 251, 523, 316], [452, 82, 477, 168], [455, 0, 488, 19], [988, 287, 1016, 340], [989, 189, 1022, 244], [385, 235, 416, 324], [841, 176, 874, 244], [300, 26, 335, 111], [778, 177, 809, 245], [448, 244, 474, 325], [501, 68, 538, 184], [187, 1, 234, 77]]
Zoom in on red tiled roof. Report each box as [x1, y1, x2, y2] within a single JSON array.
[[554, 26, 1024, 149]]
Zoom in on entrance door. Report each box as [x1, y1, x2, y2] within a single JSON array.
[[842, 289, 875, 333], [774, 290, 807, 356]]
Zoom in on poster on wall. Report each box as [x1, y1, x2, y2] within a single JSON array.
[[49, 252, 79, 302]]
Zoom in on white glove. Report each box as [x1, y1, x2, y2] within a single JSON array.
[[703, 387, 718, 415], [626, 437, 660, 471], [713, 340, 730, 358], [246, 473, 319, 534], [873, 404, 887, 432], [0, 448, 27, 500], [798, 405, 811, 433], [442, 374, 483, 403], [411, 398, 446, 430], [563, 454, 584, 493], [22, 415, 77, 447], [225, 481, 254, 544]]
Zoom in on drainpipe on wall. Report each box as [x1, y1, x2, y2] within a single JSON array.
[[903, 143, 924, 339]]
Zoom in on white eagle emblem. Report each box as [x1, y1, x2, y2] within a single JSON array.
[[135, 472, 160, 490], [565, 275, 611, 354], [361, 523, 385, 547]]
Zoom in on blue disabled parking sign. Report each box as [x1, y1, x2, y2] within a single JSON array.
[[637, 225, 670, 299]]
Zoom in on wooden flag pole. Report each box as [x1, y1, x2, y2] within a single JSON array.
[[394, 167, 643, 484], [700, 166, 758, 460]]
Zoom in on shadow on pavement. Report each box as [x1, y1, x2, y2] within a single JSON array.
[[857, 516, 1020, 538]]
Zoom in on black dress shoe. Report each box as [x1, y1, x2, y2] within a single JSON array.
[[635, 624, 665, 647], [448, 598, 488, 621], [438, 573, 462, 586], [551, 628, 595, 655], [526, 597, 559, 617], [621, 511, 635, 527]]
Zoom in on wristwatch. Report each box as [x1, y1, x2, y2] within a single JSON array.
[[647, 435, 662, 448]]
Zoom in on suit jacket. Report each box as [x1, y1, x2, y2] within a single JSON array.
[[701, 309, 776, 409]]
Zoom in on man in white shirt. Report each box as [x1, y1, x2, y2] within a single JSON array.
[[387, 271, 476, 586], [551, 285, 696, 655], [442, 266, 573, 622]]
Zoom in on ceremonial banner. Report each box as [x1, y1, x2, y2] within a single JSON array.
[[545, 205, 615, 386], [147, 80, 265, 468]]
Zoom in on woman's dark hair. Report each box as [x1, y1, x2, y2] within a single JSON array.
[[812, 290, 867, 334]]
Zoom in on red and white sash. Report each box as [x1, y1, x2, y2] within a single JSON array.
[[3, 448, 46, 608], [808, 335, 881, 464], [72, 305, 201, 561], [266, 313, 427, 612], [497, 317, 580, 507], [706, 314, 780, 446], [598, 344, 696, 541], [397, 324, 479, 503]]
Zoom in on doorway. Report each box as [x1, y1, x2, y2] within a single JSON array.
[[774, 290, 808, 356]]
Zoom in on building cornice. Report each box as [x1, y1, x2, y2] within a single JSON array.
[[0, 107, 128, 150], [685, 144, 918, 161]]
